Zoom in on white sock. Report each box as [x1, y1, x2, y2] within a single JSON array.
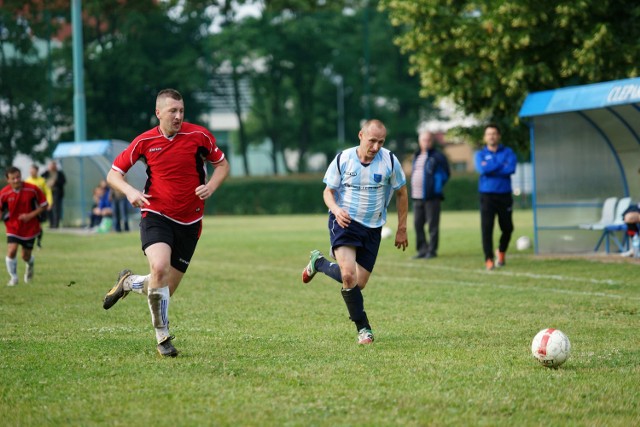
[[147, 286, 170, 343], [126, 274, 149, 295], [5, 256, 17, 279]]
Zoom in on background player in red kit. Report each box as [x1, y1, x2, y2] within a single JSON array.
[[0, 166, 48, 286], [102, 88, 230, 357]]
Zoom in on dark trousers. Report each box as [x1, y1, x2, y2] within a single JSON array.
[[413, 198, 441, 256], [112, 197, 130, 232], [49, 194, 63, 228], [480, 193, 514, 260]]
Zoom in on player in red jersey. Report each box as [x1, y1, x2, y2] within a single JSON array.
[[0, 166, 48, 286], [102, 88, 230, 357]]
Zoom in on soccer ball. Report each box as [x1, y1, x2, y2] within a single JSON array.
[[516, 236, 531, 251], [531, 328, 571, 368], [381, 226, 393, 239]]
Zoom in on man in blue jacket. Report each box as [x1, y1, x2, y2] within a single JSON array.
[[475, 124, 517, 270], [411, 130, 450, 259]]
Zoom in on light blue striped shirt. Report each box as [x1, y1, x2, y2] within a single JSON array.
[[324, 147, 406, 228]]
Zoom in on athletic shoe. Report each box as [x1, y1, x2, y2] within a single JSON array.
[[102, 269, 132, 310], [495, 250, 506, 267], [357, 328, 374, 345], [302, 250, 323, 283], [24, 263, 33, 283], [620, 248, 634, 257], [485, 259, 495, 271], [7, 277, 18, 286], [157, 336, 178, 357]]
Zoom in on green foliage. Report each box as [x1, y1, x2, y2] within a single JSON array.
[[206, 174, 481, 215], [0, 1, 68, 166], [1, 212, 640, 425], [221, 1, 429, 172], [441, 173, 479, 210], [379, 0, 640, 153], [54, 0, 211, 142], [207, 176, 328, 215], [3, 1, 431, 173]]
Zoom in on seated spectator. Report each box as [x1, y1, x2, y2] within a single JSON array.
[[620, 202, 639, 256], [90, 180, 113, 231]]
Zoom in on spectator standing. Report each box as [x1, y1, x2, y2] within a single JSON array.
[[41, 160, 66, 228], [111, 185, 130, 232], [0, 166, 48, 286], [300, 119, 409, 345], [410, 130, 450, 259], [89, 184, 104, 228], [474, 124, 517, 270]]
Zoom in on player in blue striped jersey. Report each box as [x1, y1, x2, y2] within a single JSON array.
[[301, 119, 409, 344]]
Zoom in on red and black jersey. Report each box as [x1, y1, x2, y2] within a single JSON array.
[[112, 122, 226, 224], [0, 182, 48, 240]]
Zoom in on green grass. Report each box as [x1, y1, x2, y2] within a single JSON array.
[[1, 211, 639, 426]]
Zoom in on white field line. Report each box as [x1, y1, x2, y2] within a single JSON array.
[[375, 262, 640, 301]]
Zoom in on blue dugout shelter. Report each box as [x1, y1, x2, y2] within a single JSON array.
[[52, 140, 145, 227], [519, 77, 640, 254]]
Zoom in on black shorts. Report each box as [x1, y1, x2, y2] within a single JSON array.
[[140, 213, 201, 273], [7, 236, 36, 250], [328, 213, 381, 273]]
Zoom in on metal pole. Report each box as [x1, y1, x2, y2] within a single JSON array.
[[45, 9, 53, 145], [336, 75, 345, 147], [363, 2, 371, 119], [71, 0, 87, 141]]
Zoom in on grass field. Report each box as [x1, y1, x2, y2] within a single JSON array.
[[1, 211, 639, 426]]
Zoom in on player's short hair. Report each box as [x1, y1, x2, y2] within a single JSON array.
[[5, 166, 20, 178], [156, 89, 183, 108], [361, 119, 386, 134], [484, 123, 501, 134]]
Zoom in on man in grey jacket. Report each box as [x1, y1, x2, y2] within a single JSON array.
[[411, 131, 450, 259]]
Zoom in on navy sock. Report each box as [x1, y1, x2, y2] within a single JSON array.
[[316, 257, 342, 284], [340, 286, 371, 331]]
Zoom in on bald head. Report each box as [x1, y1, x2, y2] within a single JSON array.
[[361, 119, 386, 135]]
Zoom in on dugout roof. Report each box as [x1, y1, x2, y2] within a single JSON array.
[[52, 140, 145, 227], [519, 77, 640, 254]]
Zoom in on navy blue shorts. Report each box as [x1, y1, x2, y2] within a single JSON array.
[[140, 213, 201, 273], [328, 213, 381, 273], [7, 236, 36, 250]]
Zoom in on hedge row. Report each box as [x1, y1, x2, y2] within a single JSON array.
[[206, 174, 488, 215]]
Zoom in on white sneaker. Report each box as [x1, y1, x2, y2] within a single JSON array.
[[7, 277, 18, 286], [24, 263, 34, 283], [620, 249, 634, 257], [357, 328, 374, 345]]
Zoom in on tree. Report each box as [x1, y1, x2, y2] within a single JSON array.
[[0, 0, 68, 167], [54, 0, 211, 142], [223, 0, 427, 172], [204, 2, 256, 175], [356, 2, 430, 156], [380, 0, 640, 152]]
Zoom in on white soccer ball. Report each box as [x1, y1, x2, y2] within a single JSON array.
[[531, 328, 571, 368], [381, 226, 393, 239], [516, 236, 531, 251]]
